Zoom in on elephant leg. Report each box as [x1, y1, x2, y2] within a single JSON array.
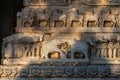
[[113, 21, 116, 27], [62, 21, 65, 27], [95, 21, 98, 27]]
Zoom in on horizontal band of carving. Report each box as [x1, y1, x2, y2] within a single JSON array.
[[0, 65, 119, 77], [23, 0, 120, 6], [18, 27, 120, 33]]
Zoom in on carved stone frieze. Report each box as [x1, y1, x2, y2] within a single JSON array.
[[1, 0, 120, 79]]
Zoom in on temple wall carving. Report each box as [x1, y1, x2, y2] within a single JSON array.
[[1, 0, 120, 79]]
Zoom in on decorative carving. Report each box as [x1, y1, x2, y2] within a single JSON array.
[[50, 9, 65, 27], [31, 66, 40, 76], [85, 13, 99, 27], [35, 9, 49, 28], [4, 67, 12, 76], [2, 0, 120, 79], [58, 42, 71, 57], [117, 14, 120, 27], [41, 67, 52, 76], [20, 68, 29, 76], [4, 43, 13, 59], [55, 67, 64, 76], [101, 11, 116, 27], [65, 66, 74, 76], [12, 67, 18, 77], [48, 51, 61, 59], [22, 8, 33, 27], [0, 67, 3, 76], [88, 66, 98, 76], [99, 66, 111, 76], [25, 0, 69, 6], [75, 66, 87, 76], [70, 39, 88, 59], [42, 39, 66, 59], [66, 8, 83, 27]]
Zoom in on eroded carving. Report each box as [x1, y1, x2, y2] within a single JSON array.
[[2, 0, 120, 79]]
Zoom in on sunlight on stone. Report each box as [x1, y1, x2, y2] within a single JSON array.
[[1, 0, 120, 80]]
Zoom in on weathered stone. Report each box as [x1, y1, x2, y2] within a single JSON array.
[[1, 0, 120, 79]]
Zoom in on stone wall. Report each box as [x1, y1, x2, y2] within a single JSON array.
[[1, 0, 120, 80]]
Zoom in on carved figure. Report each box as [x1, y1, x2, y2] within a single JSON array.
[[70, 39, 88, 59], [66, 8, 79, 27], [13, 44, 23, 58], [95, 40, 108, 58], [108, 38, 117, 58], [50, 9, 64, 27], [42, 39, 66, 59], [58, 42, 71, 55], [84, 13, 99, 27], [4, 43, 13, 59], [21, 8, 33, 27], [95, 42, 102, 57], [116, 14, 120, 27], [116, 41, 120, 58], [36, 9, 49, 27], [58, 12, 67, 27], [31, 42, 41, 57], [101, 14, 116, 27]]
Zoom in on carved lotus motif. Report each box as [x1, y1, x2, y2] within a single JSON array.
[[41, 67, 52, 76], [100, 67, 111, 76], [76, 66, 87, 76], [31, 67, 40, 76], [20, 68, 29, 76], [65, 66, 74, 76], [88, 66, 98, 76], [55, 67, 64, 76]]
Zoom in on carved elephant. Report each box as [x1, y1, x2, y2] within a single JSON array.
[[101, 14, 116, 27], [66, 8, 79, 27], [66, 14, 84, 27], [84, 14, 99, 27], [50, 9, 66, 27], [36, 10, 50, 27], [42, 39, 66, 59], [70, 39, 89, 59], [21, 8, 34, 27]]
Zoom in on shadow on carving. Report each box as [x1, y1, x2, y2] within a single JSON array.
[[1, 0, 120, 80]]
